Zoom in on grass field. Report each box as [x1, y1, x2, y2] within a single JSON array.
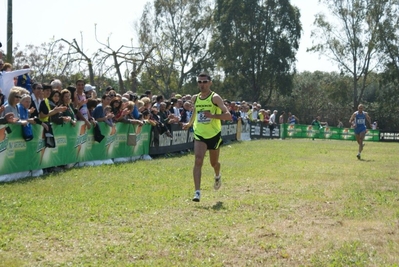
[[1, 139, 398, 266]]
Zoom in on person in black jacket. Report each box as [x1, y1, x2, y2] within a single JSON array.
[[29, 83, 43, 119]]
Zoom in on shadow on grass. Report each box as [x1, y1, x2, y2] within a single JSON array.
[[197, 201, 225, 211], [359, 159, 375, 162], [212, 201, 224, 210]]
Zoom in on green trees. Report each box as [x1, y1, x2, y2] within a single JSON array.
[[308, 0, 395, 111], [280, 71, 353, 126], [137, 0, 214, 98], [210, 0, 301, 103]]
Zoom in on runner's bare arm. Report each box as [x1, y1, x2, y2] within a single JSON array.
[[210, 94, 231, 121]]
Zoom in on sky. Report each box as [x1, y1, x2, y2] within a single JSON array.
[[0, 0, 339, 73]]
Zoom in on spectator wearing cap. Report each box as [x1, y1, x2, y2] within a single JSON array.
[[84, 84, 96, 99]]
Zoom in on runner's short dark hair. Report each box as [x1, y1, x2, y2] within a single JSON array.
[[198, 72, 211, 81]]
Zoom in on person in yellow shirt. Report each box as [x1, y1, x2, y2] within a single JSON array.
[[183, 72, 231, 202]]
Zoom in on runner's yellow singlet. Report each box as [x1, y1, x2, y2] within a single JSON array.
[[193, 92, 222, 139]]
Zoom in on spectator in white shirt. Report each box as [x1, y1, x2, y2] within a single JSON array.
[[0, 61, 30, 99]]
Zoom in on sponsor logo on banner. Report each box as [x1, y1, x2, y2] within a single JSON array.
[[324, 127, 332, 138], [105, 133, 116, 147], [251, 124, 261, 135], [342, 128, 351, 139], [0, 127, 9, 153], [287, 125, 302, 137], [379, 132, 399, 141], [287, 125, 295, 136], [0, 139, 8, 153], [306, 126, 315, 137], [172, 130, 188, 145], [364, 130, 377, 141], [75, 133, 88, 148], [6, 140, 27, 157]]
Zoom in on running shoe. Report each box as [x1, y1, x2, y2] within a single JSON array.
[[192, 191, 200, 202], [214, 175, 222, 190]]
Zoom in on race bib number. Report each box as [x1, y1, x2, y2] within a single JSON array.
[[357, 118, 365, 125], [198, 110, 211, 123]]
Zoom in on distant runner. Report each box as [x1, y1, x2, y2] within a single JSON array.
[[349, 104, 371, 159]]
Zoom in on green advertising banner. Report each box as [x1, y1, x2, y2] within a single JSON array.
[[0, 122, 151, 176], [281, 124, 379, 141]]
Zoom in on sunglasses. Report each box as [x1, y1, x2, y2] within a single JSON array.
[[109, 94, 116, 97], [15, 95, 22, 99], [197, 80, 209, 84]]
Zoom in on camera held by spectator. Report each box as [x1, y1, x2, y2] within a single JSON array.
[[129, 93, 138, 102]]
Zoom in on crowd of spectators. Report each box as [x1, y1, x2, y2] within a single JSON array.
[[1, 69, 295, 138], [1, 60, 300, 173]]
